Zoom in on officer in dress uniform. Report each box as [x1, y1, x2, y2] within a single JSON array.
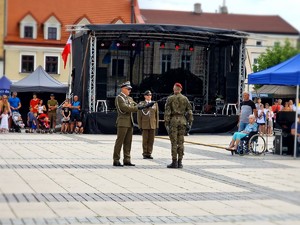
[[164, 83, 194, 168], [113, 81, 154, 167], [137, 90, 159, 159]]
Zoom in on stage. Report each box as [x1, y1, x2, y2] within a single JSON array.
[[84, 112, 239, 135]]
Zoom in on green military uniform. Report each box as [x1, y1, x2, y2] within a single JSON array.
[[137, 100, 159, 158], [164, 92, 193, 167], [113, 92, 139, 165]]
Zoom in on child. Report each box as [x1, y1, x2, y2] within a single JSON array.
[[27, 107, 35, 133], [74, 121, 84, 134], [0, 109, 10, 133]]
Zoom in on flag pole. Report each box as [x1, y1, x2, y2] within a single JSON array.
[[67, 34, 72, 97], [293, 85, 299, 158]]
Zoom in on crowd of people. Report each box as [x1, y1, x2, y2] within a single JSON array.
[[0, 92, 83, 134]]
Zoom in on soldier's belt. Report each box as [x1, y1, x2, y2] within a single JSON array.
[[171, 114, 184, 116]]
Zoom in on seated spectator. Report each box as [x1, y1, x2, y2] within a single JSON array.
[[291, 115, 300, 140], [226, 115, 258, 151], [27, 107, 36, 133], [74, 121, 84, 134]]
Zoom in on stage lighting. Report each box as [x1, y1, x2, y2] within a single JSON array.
[[131, 42, 136, 47], [189, 44, 194, 51], [175, 43, 180, 50], [160, 42, 165, 48], [116, 42, 121, 47], [100, 42, 105, 47], [145, 41, 150, 48]]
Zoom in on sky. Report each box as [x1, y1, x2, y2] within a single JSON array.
[[139, 0, 300, 32]]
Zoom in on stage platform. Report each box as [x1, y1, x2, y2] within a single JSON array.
[[84, 112, 239, 135]]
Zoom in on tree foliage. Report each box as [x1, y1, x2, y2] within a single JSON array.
[[252, 40, 300, 89]]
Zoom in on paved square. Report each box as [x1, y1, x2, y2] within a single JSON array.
[[0, 133, 299, 225]]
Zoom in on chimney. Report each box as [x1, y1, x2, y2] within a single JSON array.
[[219, 0, 228, 14], [194, 3, 202, 14]]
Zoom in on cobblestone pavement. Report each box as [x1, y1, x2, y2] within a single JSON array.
[[0, 133, 299, 225]]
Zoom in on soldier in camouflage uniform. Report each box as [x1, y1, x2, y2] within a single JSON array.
[[113, 81, 154, 167], [164, 83, 193, 168]]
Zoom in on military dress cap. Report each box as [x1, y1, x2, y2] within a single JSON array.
[[143, 90, 152, 96], [50, 93, 55, 96], [120, 81, 132, 89], [174, 82, 182, 89]]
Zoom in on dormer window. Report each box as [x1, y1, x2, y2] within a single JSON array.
[[43, 15, 61, 40], [24, 26, 33, 38], [48, 27, 57, 40], [20, 14, 37, 39]]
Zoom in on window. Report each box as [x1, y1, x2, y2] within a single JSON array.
[[161, 54, 172, 73], [21, 55, 34, 73], [45, 56, 58, 74], [181, 55, 191, 70], [48, 27, 57, 40], [24, 26, 33, 38], [256, 41, 262, 46], [112, 59, 125, 77], [253, 58, 258, 64]]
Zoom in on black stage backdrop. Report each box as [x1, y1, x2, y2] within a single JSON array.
[[84, 112, 239, 135]]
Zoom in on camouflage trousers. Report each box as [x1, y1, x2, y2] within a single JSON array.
[[169, 123, 186, 160]]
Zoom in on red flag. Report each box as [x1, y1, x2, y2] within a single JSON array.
[[62, 35, 72, 69]]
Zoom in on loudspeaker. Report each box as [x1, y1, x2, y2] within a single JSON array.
[[226, 72, 238, 103], [96, 67, 107, 100]]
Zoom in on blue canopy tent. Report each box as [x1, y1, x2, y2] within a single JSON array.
[[0, 75, 12, 96], [248, 53, 300, 158]]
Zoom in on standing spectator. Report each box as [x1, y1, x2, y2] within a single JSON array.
[[137, 90, 159, 159], [0, 109, 10, 133], [8, 92, 21, 128], [257, 104, 266, 134], [8, 92, 21, 113], [265, 103, 274, 136], [288, 100, 296, 111], [60, 99, 71, 134], [112, 81, 152, 167], [30, 93, 40, 114], [1, 95, 11, 116], [47, 94, 58, 129], [164, 83, 194, 169], [271, 100, 282, 124], [238, 92, 257, 132], [282, 101, 292, 111], [255, 97, 262, 110], [70, 95, 81, 133], [277, 99, 283, 111], [0, 96, 3, 114], [35, 99, 47, 115]]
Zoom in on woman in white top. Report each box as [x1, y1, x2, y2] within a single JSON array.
[[257, 104, 266, 134], [35, 100, 47, 115]]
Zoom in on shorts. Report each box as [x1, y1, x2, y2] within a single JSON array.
[[62, 117, 70, 123], [258, 123, 265, 126], [71, 114, 81, 122]]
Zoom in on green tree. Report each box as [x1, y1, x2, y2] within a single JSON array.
[[252, 40, 300, 89]]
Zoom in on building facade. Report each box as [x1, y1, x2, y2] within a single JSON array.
[[3, 0, 144, 83], [140, 3, 300, 88]]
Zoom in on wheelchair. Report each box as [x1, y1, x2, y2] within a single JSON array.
[[233, 131, 267, 156]]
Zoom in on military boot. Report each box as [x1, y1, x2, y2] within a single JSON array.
[[167, 160, 178, 168], [178, 159, 183, 168]]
